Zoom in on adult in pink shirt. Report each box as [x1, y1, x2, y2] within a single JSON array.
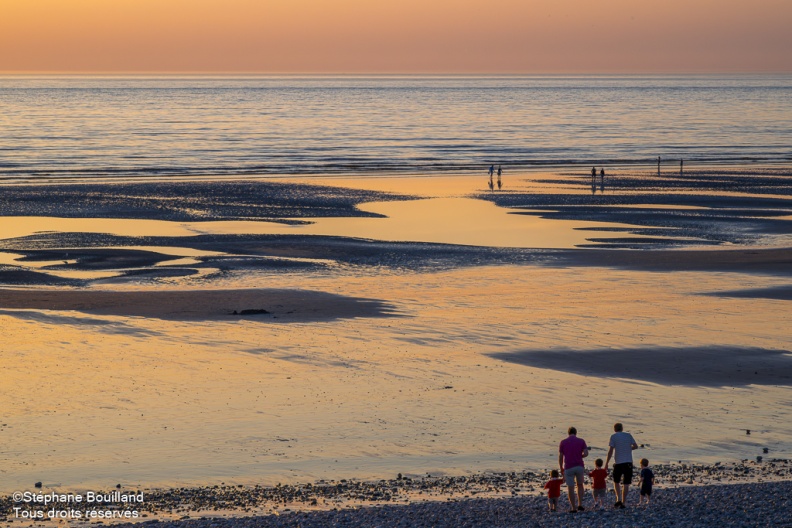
[[559, 426, 590, 512]]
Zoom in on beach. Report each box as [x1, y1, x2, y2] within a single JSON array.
[[1, 167, 791, 526]]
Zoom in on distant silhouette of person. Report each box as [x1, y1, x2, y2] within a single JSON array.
[[657, 156, 661, 176], [489, 165, 495, 178], [600, 168, 605, 180], [497, 165, 502, 178], [497, 166, 502, 190], [591, 166, 596, 179], [680, 159, 684, 176]]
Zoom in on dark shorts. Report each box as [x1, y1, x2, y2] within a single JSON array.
[[640, 486, 652, 497], [593, 488, 607, 499], [613, 462, 633, 485]]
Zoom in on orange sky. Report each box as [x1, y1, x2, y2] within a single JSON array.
[[1, 0, 791, 73]]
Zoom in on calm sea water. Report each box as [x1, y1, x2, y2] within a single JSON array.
[[0, 75, 790, 179]]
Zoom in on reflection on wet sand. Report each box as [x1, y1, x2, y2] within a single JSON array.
[[0, 196, 681, 252], [1, 170, 791, 493], [1, 264, 791, 492]]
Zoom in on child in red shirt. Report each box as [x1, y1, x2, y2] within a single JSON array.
[[544, 469, 563, 512], [588, 458, 608, 510]]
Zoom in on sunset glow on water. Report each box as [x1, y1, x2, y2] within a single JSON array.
[[1, 75, 791, 180]]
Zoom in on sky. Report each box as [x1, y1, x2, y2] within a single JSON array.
[[1, 0, 791, 74]]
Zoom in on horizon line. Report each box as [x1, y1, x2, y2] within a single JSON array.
[[1, 70, 791, 76]]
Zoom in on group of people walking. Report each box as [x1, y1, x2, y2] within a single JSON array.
[[486, 160, 687, 194], [590, 166, 606, 193], [545, 423, 654, 513], [483, 160, 687, 196], [487, 165, 503, 191]]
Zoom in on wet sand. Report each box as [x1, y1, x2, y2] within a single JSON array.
[[2, 241, 792, 289], [0, 179, 415, 222], [1, 168, 791, 525], [490, 346, 792, 387], [0, 288, 396, 322], [550, 246, 792, 274], [704, 284, 792, 300]]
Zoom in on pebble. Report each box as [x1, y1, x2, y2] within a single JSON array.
[[8, 460, 788, 527], [109, 481, 792, 528]]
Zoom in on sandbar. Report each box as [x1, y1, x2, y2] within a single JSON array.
[[0, 288, 397, 322]]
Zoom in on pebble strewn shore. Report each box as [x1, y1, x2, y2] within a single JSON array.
[[5, 460, 787, 527], [112, 480, 791, 528], [136, 459, 791, 516]]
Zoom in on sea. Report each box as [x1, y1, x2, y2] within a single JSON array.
[[0, 75, 790, 179]]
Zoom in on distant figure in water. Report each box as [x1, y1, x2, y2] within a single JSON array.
[[497, 165, 503, 190], [680, 159, 684, 176], [657, 156, 661, 176], [489, 165, 495, 178], [591, 166, 596, 179]]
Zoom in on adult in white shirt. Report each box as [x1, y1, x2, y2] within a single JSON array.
[[605, 422, 638, 508]]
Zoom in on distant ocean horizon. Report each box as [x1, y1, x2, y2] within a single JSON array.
[[1, 74, 790, 180]]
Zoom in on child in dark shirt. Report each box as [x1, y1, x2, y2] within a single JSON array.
[[588, 458, 608, 509], [544, 469, 563, 512], [639, 458, 654, 505]]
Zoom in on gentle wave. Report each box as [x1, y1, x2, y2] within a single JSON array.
[[0, 75, 790, 179]]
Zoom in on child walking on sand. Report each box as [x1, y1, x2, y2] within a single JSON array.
[[639, 458, 654, 505], [544, 469, 564, 512], [588, 458, 608, 509]]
